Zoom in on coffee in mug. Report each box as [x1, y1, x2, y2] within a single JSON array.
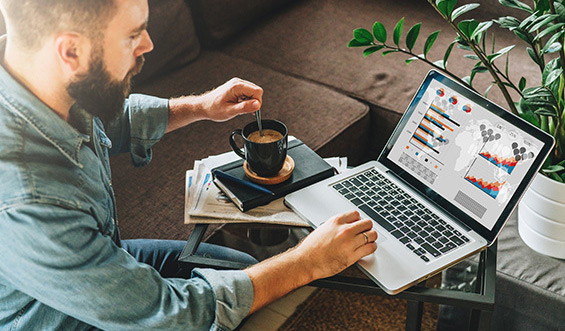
[[247, 129, 284, 144], [230, 120, 288, 177]]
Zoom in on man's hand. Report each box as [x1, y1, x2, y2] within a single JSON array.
[[200, 77, 263, 122], [166, 78, 263, 133], [295, 211, 378, 280], [244, 211, 377, 314]]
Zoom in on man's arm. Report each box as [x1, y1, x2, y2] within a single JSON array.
[[244, 211, 378, 314], [105, 77, 262, 164], [0, 204, 253, 330], [166, 77, 263, 133]]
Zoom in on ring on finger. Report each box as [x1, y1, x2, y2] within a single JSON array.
[[362, 232, 369, 244]]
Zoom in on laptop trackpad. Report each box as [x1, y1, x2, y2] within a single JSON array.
[[374, 229, 387, 245]]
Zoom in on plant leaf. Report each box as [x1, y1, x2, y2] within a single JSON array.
[[471, 21, 493, 41], [519, 77, 526, 91], [363, 45, 385, 57], [535, 0, 550, 12], [551, 172, 564, 182], [382, 49, 400, 56], [556, 3, 565, 21], [535, 108, 558, 117], [464, 54, 480, 60], [442, 41, 457, 68], [436, 0, 457, 19], [534, 23, 565, 42], [452, 4, 481, 21], [348, 39, 366, 47], [458, 19, 480, 39], [498, 0, 533, 13], [434, 59, 446, 69], [541, 31, 565, 53], [372, 21, 387, 43], [462, 76, 472, 85], [529, 14, 559, 33], [487, 45, 515, 63], [542, 58, 561, 84], [519, 110, 541, 127], [542, 165, 565, 173], [406, 54, 424, 63], [495, 16, 521, 30], [523, 87, 553, 98], [484, 83, 495, 97], [520, 13, 544, 31], [524, 98, 556, 107], [544, 68, 563, 87], [471, 66, 489, 74], [527, 47, 541, 67], [405, 23, 421, 51], [513, 29, 533, 43], [353, 28, 374, 45], [393, 18, 405, 47], [424, 31, 441, 58]]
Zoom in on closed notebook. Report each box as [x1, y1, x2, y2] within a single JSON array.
[[212, 139, 335, 211]]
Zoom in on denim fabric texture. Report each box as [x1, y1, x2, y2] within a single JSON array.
[[0, 37, 253, 330]]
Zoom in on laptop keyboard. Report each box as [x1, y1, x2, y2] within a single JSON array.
[[332, 169, 470, 263]]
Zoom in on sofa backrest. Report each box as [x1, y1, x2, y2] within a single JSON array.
[[188, 0, 298, 47], [134, 0, 201, 84]]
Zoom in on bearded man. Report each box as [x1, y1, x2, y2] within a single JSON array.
[[0, 0, 378, 330]]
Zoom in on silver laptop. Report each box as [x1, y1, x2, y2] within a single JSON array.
[[285, 70, 554, 295]]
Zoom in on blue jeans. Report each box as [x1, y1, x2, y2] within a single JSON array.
[[121, 239, 258, 279]]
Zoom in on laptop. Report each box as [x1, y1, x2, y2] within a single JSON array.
[[285, 70, 554, 295]]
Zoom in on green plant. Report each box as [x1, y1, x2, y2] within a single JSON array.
[[349, 0, 565, 182]]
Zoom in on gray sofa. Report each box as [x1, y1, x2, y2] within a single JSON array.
[[3, 0, 562, 329]]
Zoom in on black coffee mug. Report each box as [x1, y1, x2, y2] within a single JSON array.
[[229, 120, 288, 177]]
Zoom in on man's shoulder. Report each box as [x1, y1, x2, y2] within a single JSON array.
[[0, 107, 82, 211]]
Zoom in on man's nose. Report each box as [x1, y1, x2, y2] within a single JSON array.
[[135, 30, 154, 57]]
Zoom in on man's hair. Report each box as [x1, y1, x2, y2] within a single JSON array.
[[0, 0, 116, 50]]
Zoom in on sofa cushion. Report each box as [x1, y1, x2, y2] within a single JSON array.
[[188, 0, 297, 46], [112, 50, 369, 240], [133, 0, 200, 84], [221, 0, 540, 115], [493, 212, 565, 330]]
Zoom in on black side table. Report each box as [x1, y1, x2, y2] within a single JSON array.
[[179, 223, 496, 331]]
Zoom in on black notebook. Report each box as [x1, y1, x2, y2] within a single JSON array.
[[211, 139, 335, 211]]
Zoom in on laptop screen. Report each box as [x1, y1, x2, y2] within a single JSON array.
[[379, 70, 554, 242]]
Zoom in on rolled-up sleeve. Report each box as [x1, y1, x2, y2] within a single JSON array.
[[193, 269, 254, 331], [105, 94, 169, 166], [0, 204, 253, 330]]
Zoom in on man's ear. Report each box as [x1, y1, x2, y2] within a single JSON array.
[[54, 33, 90, 74]]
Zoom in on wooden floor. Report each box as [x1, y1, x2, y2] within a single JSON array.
[[240, 286, 316, 331]]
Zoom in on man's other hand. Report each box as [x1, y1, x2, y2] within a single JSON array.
[[296, 211, 378, 280], [244, 211, 377, 314]]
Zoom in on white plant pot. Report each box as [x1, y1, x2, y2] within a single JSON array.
[[518, 173, 565, 259]]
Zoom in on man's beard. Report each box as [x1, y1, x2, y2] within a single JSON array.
[[66, 50, 144, 123]]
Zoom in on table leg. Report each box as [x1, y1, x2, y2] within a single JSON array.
[[406, 300, 423, 331]]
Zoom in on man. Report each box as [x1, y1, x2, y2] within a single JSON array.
[[0, 0, 378, 330]]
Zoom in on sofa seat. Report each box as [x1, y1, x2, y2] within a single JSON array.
[[111, 50, 369, 240]]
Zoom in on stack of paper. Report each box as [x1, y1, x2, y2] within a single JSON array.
[[184, 143, 347, 226]]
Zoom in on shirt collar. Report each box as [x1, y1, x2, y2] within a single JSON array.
[[0, 35, 91, 168]]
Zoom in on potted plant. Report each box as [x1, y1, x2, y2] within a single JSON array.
[[348, 0, 565, 257]]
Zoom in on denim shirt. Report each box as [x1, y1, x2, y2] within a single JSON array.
[[0, 37, 253, 330]]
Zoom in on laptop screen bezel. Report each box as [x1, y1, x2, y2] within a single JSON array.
[[378, 70, 555, 244]]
